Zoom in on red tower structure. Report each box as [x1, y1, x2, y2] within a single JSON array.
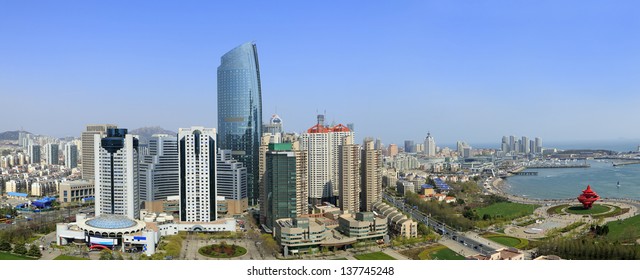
[[577, 185, 600, 209]]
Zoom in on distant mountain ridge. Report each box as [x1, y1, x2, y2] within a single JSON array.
[[0, 130, 29, 141], [129, 127, 177, 144]]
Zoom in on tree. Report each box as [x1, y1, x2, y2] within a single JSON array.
[[13, 243, 27, 255], [0, 241, 11, 252], [27, 244, 42, 258], [99, 250, 114, 260], [417, 223, 430, 236]]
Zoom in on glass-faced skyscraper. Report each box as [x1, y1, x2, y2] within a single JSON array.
[[217, 42, 262, 205]]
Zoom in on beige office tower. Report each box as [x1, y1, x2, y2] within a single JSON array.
[[82, 124, 116, 180], [292, 141, 309, 217], [361, 138, 383, 212], [339, 136, 360, 213], [258, 133, 271, 225]]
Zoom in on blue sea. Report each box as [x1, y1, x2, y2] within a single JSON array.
[[503, 160, 640, 200]]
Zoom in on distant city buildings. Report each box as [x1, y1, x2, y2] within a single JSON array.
[[424, 132, 436, 157], [178, 127, 217, 222], [28, 144, 41, 164], [404, 140, 415, 153], [217, 42, 262, 206], [501, 135, 542, 154]]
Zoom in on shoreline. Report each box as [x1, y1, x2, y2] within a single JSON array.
[[488, 177, 640, 205]]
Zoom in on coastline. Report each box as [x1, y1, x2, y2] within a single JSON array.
[[488, 177, 640, 205]]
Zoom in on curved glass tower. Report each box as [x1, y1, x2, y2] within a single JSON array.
[[217, 42, 262, 205]]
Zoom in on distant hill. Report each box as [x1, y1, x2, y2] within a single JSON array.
[[130, 127, 177, 144], [0, 130, 29, 141]]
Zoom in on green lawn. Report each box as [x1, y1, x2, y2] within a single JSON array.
[[417, 245, 464, 260], [481, 233, 529, 249], [354, 252, 396, 260], [565, 204, 610, 215], [605, 214, 640, 242], [547, 204, 569, 215], [0, 252, 37, 260], [474, 202, 538, 220], [54, 255, 90, 260]]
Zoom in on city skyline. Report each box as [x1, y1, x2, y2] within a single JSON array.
[[1, 1, 639, 145]]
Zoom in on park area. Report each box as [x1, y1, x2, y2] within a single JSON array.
[[481, 233, 529, 249], [605, 214, 640, 243], [354, 251, 396, 260], [474, 202, 538, 221], [400, 245, 464, 260], [199, 242, 246, 258], [0, 251, 36, 260]]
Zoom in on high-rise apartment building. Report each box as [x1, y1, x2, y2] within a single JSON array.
[[501, 136, 509, 152], [301, 115, 353, 205], [28, 144, 41, 164], [424, 132, 436, 157], [217, 42, 262, 205], [94, 128, 140, 219], [388, 144, 398, 157], [82, 124, 117, 180], [178, 127, 217, 222], [361, 138, 382, 212], [522, 136, 530, 154], [339, 137, 360, 213], [535, 137, 542, 154], [139, 134, 179, 203], [46, 143, 59, 165], [65, 143, 78, 169], [264, 143, 308, 229], [217, 149, 248, 214]]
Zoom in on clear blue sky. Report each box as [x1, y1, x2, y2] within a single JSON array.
[[1, 1, 639, 147]]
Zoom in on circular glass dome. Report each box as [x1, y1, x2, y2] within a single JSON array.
[[86, 214, 137, 229]]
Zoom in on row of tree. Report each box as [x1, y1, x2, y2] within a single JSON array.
[[0, 241, 42, 258], [536, 237, 640, 260], [404, 193, 474, 231]]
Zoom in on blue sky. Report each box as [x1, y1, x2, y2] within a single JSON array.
[[1, 1, 639, 147]]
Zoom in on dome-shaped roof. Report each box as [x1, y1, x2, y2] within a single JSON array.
[[85, 214, 137, 229]]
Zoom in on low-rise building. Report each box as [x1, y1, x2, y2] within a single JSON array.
[[58, 180, 94, 206], [468, 247, 525, 260], [337, 212, 387, 240], [371, 202, 417, 238]]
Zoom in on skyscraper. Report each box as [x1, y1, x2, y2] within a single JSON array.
[[424, 132, 436, 157], [339, 137, 360, 213], [139, 134, 179, 203], [535, 137, 542, 154], [178, 127, 217, 222], [262, 114, 283, 135], [361, 138, 382, 212], [264, 142, 308, 229], [501, 136, 509, 152], [94, 128, 140, 219], [522, 136, 530, 154], [64, 143, 78, 169], [301, 115, 354, 205], [388, 144, 398, 157], [217, 42, 262, 205], [46, 143, 59, 165], [82, 124, 117, 181]]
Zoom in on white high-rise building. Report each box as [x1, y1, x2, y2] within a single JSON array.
[[94, 128, 140, 220], [178, 127, 217, 222], [301, 115, 354, 204], [424, 132, 436, 157], [139, 134, 179, 202]]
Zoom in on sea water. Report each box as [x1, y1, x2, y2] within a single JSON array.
[[503, 160, 640, 200]]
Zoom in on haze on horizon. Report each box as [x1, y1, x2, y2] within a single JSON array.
[[1, 1, 639, 146]]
